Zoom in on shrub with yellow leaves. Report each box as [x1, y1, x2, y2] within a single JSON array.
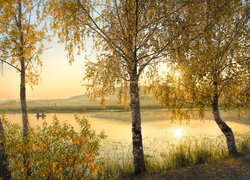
[[1, 114, 106, 179]]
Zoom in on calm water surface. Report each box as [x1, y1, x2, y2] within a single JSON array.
[[6, 109, 250, 157]]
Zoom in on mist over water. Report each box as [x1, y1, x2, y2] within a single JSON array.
[[6, 109, 250, 157], [6, 109, 250, 139]]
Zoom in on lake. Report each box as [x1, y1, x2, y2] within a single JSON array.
[[5, 109, 250, 158]]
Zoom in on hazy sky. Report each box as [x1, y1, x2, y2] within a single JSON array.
[[0, 37, 169, 101], [0, 39, 91, 100]]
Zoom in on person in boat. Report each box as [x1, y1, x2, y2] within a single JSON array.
[[36, 113, 46, 119]]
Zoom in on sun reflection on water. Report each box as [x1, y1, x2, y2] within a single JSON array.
[[174, 127, 184, 139]]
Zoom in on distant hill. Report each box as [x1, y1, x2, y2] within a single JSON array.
[[0, 100, 19, 107], [0, 89, 161, 111]]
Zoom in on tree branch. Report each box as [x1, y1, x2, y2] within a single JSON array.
[[76, 0, 130, 63], [25, 47, 52, 69], [0, 59, 21, 72]]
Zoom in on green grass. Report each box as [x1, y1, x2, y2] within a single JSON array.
[[99, 133, 250, 179]]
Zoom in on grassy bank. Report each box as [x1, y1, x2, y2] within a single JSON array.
[[99, 133, 250, 178]]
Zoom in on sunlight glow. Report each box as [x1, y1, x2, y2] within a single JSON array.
[[174, 128, 183, 139], [174, 71, 181, 79]]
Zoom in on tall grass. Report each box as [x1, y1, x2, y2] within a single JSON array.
[[98, 141, 134, 178], [152, 136, 227, 170], [235, 132, 250, 154], [99, 133, 250, 178]]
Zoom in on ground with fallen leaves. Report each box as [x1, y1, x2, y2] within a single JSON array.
[[135, 154, 250, 180]]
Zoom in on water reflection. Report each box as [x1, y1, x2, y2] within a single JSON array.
[[174, 127, 184, 139], [6, 109, 250, 143], [5, 110, 250, 159], [4, 110, 250, 158]]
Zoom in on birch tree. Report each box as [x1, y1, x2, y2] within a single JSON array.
[[151, 0, 250, 157], [46, 0, 193, 174], [0, 0, 47, 176], [0, 0, 46, 136]]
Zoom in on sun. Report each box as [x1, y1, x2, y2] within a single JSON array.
[[174, 71, 181, 79], [174, 128, 183, 139]]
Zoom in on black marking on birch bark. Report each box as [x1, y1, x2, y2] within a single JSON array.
[[130, 79, 146, 174], [212, 88, 238, 157]]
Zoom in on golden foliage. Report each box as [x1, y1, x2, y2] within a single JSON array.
[[1, 114, 106, 179], [0, 0, 48, 86], [45, 0, 191, 106], [148, 0, 250, 119]]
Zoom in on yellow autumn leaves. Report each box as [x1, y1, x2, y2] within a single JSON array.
[[0, 0, 47, 87], [1, 114, 106, 179]]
